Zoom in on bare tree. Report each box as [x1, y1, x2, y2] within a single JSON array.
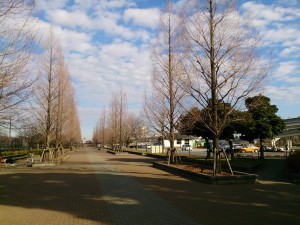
[[53, 48, 74, 148], [33, 29, 60, 149], [92, 118, 101, 145], [127, 114, 141, 149], [150, 0, 187, 163], [100, 108, 106, 148], [64, 91, 82, 149], [95, 106, 145, 151], [95, 90, 144, 151], [144, 92, 167, 153], [0, 0, 36, 122], [17, 122, 43, 148], [182, 0, 269, 174], [106, 89, 128, 151], [108, 92, 119, 149], [118, 89, 127, 149], [93, 107, 107, 148]]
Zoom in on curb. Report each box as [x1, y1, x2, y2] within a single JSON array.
[[107, 150, 129, 155]]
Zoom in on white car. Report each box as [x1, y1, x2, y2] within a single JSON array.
[[182, 144, 192, 151]]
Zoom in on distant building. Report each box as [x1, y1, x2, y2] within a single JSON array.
[[275, 117, 300, 149], [158, 133, 197, 148], [82, 137, 92, 144]]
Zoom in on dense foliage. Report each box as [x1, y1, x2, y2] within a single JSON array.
[[243, 95, 285, 158]]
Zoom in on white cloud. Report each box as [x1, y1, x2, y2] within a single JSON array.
[[280, 46, 300, 58], [103, 0, 135, 9], [46, 9, 94, 28], [276, 0, 298, 6], [266, 85, 300, 104], [58, 29, 93, 53], [242, 2, 300, 23], [241, 2, 300, 59], [266, 60, 300, 115], [35, 0, 145, 40], [36, 20, 93, 53], [124, 8, 160, 29], [101, 40, 138, 59], [64, 39, 152, 112], [266, 88, 300, 119], [263, 27, 300, 46], [34, 0, 68, 11], [31, 0, 300, 138], [273, 61, 300, 83], [240, 1, 300, 118]]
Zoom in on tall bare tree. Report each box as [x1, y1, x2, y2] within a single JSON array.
[[33, 29, 60, 149], [182, 0, 269, 174], [53, 49, 73, 148], [106, 89, 127, 151], [118, 89, 127, 148], [93, 107, 107, 148], [64, 91, 82, 149], [108, 92, 119, 149], [101, 108, 106, 148], [95, 90, 138, 150], [151, 0, 187, 162]]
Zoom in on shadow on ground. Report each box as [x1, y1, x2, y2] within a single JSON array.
[[1, 151, 300, 225], [0, 171, 113, 224]]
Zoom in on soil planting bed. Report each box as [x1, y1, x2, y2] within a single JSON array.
[[153, 161, 258, 184]]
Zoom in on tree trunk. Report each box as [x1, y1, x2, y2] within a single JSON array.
[[209, 0, 219, 175], [205, 137, 212, 158], [259, 137, 264, 159], [229, 139, 234, 160]]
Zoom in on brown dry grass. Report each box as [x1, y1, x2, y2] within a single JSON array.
[[167, 163, 233, 176]]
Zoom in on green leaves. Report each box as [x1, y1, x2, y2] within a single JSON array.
[[244, 95, 285, 140]]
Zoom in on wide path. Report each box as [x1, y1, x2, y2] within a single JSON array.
[[0, 148, 299, 225]]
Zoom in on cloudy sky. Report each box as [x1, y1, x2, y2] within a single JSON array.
[[32, 0, 300, 139]]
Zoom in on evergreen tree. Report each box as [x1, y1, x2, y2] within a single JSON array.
[[244, 95, 285, 159]]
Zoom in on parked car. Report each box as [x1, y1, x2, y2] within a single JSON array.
[[218, 143, 229, 150], [263, 146, 272, 152], [182, 144, 192, 151], [264, 146, 282, 152], [235, 144, 259, 153], [276, 147, 285, 152]]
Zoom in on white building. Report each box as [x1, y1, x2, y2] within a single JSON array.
[[149, 134, 196, 153]]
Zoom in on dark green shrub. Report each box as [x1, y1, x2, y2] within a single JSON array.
[[1, 149, 44, 156], [1, 150, 28, 156], [30, 149, 44, 156], [287, 152, 300, 174]]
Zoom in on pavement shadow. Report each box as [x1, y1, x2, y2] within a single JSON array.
[[1, 167, 300, 225], [1, 149, 300, 225], [0, 171, 113, 224], [125, 170, 300, 225]]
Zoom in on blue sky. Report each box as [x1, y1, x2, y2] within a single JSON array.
[[32, 0, 300, 139]]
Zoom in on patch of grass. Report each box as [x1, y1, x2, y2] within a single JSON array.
[[229, 158, 264, 172], [287, 152, 300, 174]]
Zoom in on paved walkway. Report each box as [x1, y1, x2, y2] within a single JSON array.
[[1, 148, 300, 225]]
